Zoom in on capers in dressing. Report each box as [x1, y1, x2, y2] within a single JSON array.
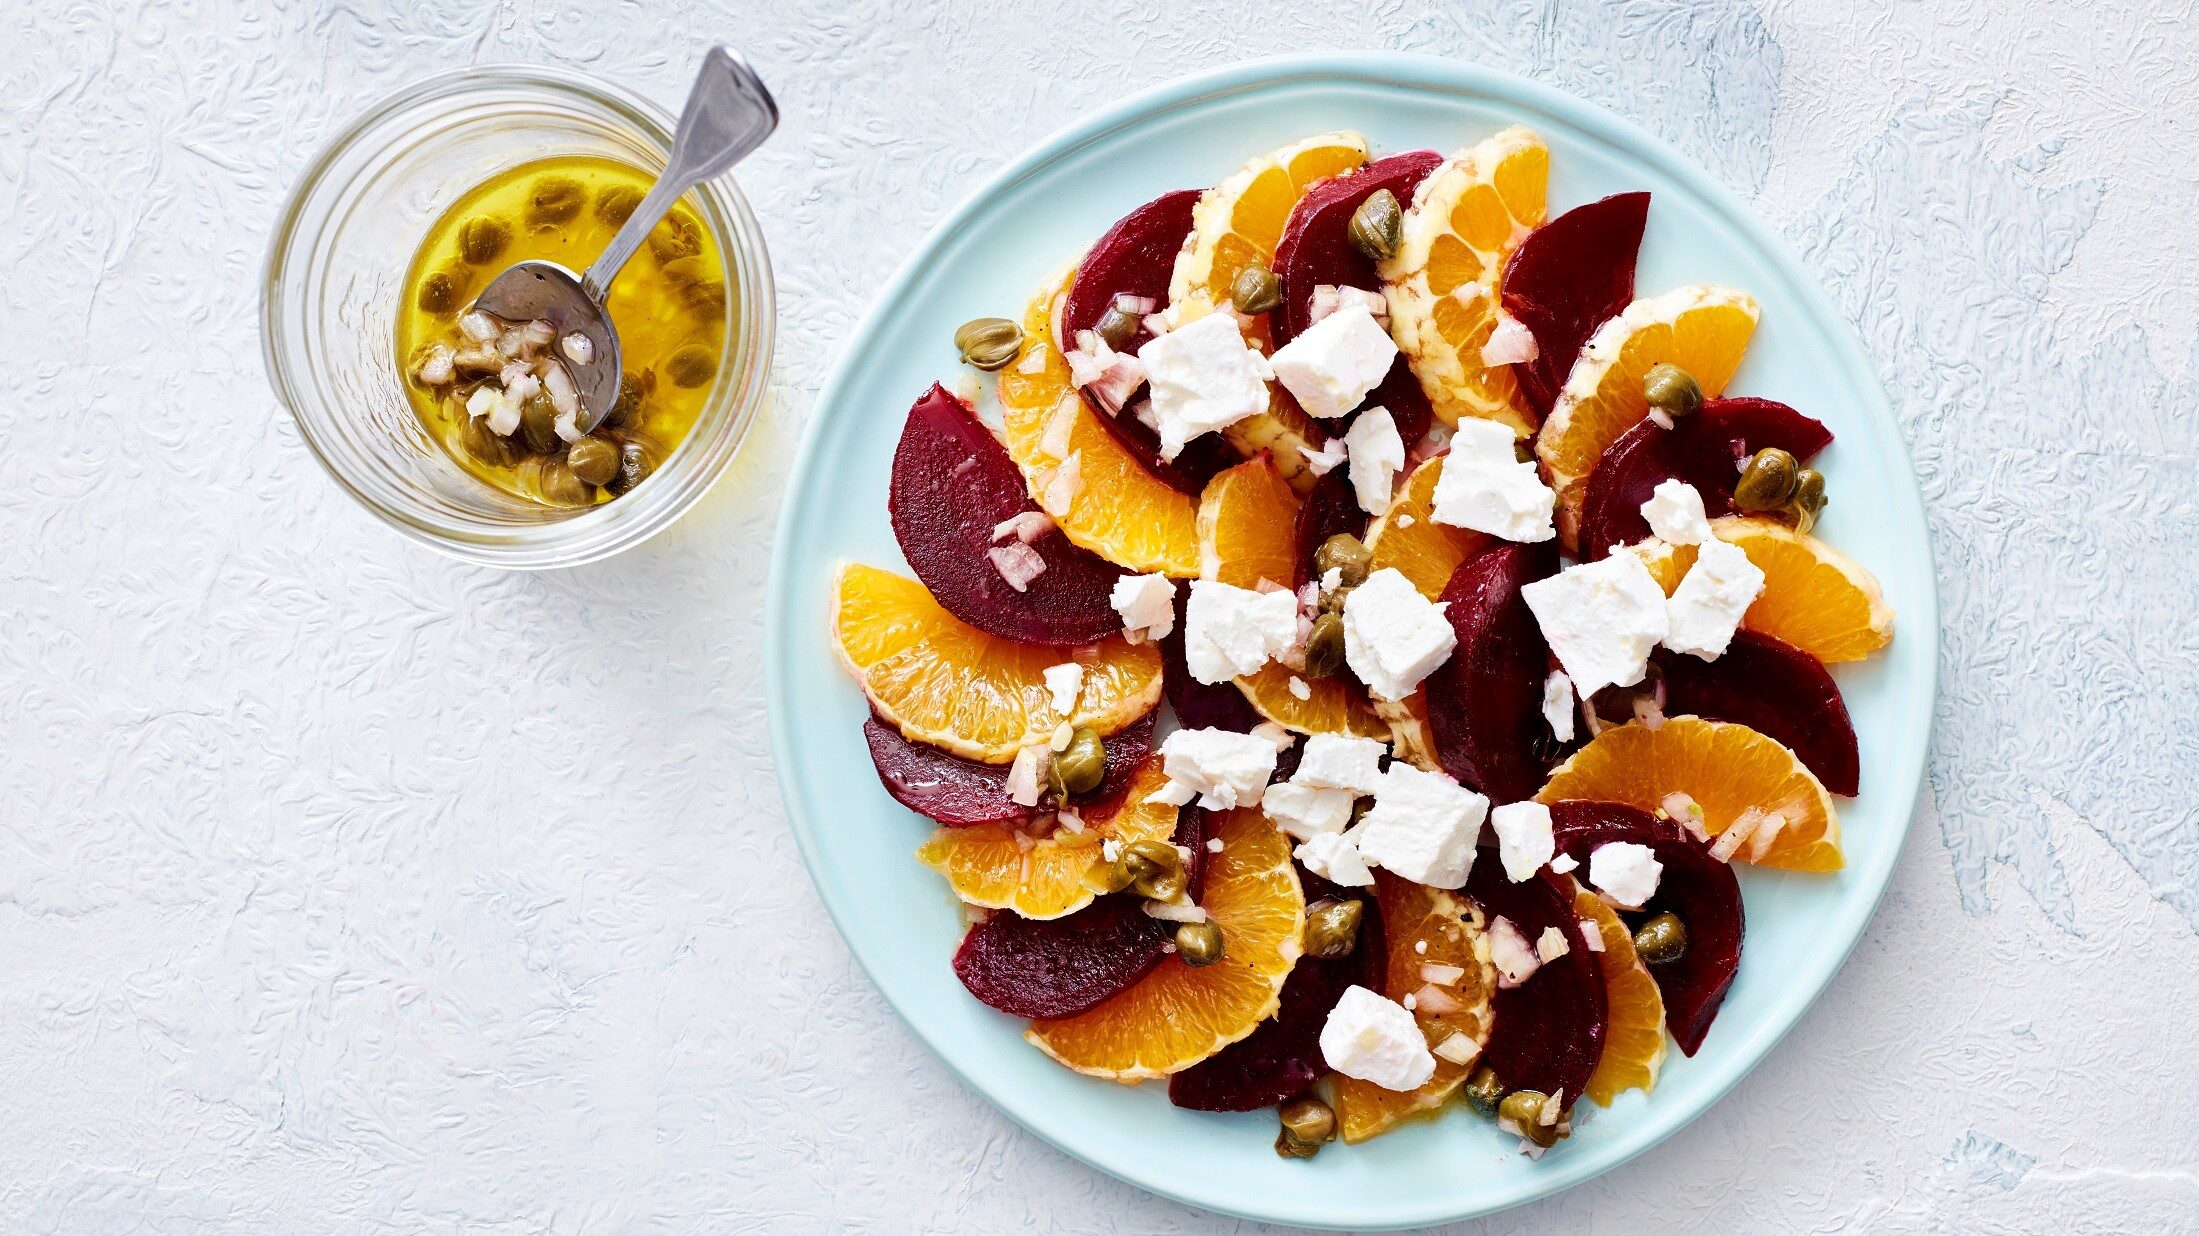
[[665, 344, 719, 389], [1632, 911, 1688, 965], [1277, 1096, 1336, 1149], [1302, 898, 1363, 958], [1302, 612, 1347, 679], [1314, 533, 1373, 588], [1092, 305, 1140, 351], [1788, 467, 1828, 533], [1049, 728, 1107, 798], [595, 184, 644, 228], [1174, 920, 1225, 967], [953, 317, 1024, 371], [1641, 362, 1703, 419], [1463, 1067, 1505, 1118], [415, 267, 467, 314], [457, 216, 512, 266], [1733, 447, 1800, 512], [524, 175, 585, 227], [567, 436, 621, 488], [1231, 263, 1281, 315], [1497, 1089, 1560, 1147], [1126, 838, 1187, 903], [1349, 189, 1403, 263]]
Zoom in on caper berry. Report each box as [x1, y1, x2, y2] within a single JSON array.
[[1733, 447, 1800, 512], [459, 411, 521, 468], [415, 268, 467, 314], [1093, 305, 1141, 351], [953, 317, 1024, 371], [1463, 1067, 1505, 1118], [1302, 611, 1347, 679], [517, 393, 562, 455], [665, 344, 719, 389], [1302, 898, 1363, 959], [1274, 1128, 1321, 1160], [1497, 1089, 1559, 1147], [648, 210, 704, 263], [534, 460, 594, 508], [607, 370, 653, 431], [609, 439, 658, 496], [1049, 728, 1107, 799], [1174, 920, 1225, 967], [1348, 189, 1403, 263], [525, 176, 586, 227], [567, 436, 621, 487], [595, 184, 644, 228], [1231, 263, 1281, 315], [1278, 1096, 1336, 1147], [1632, 911, 1688, 966], [1314, 533, 1373, 588], [1641, 362, 1703, 419], [457, 216, 512, 266], [1126, 838, 1187, 903]]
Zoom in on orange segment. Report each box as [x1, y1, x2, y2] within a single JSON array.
[[1378, 127, 1548, 436], [999, 269, 1201, 576], [830, 563, 1162, 763], [1633, 516, 1894, 663], [1239, 663, 1391, 741], [1573, 887, 1667, 1106], [1026, 808, 1305, 1079], [917, 756, 1177, 919], [1535, 285, 1760, 548], [1536, 717, 1842, 872], [1332, 875, 1497, 1143], [1365, 455, 1493, 600]]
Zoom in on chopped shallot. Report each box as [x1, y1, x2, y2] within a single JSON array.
[[1143, 901, 1210, 924], [561, 333, 594, 365], [458, 311, 500, 343], [1004, 745, 1048, 806], [1039, 455, 1082, 516], [1488, 915, 1541, 988], [1420, 963, 1466, 986], [1480, 314, 1540, 366], [1113, 293, 1157, 316], [1710, 807, 1769, 862], [464, 387, 500, 419], [1578, 918, 1604, 952], [991, 511, 1055, 544], [1041, 396, 1078, 456], [1411, 983, 1463, 1015], [988, 542, 1049, 592], [1433, 1033, 1479, 1065], [413, 344, 455, 385]]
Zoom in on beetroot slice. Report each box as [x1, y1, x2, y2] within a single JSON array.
[[953, 895, 1169, 1019], [1175, 804, 1210, 907], [1061, 190, 1236, 495], [890, 384, 1125, 644], [1501, 192, 1651, 420], [1577, 397, 1833, 561], [1655, 632, 1859, 796], [1160, 592, 1264, 734], [1425, 543, 1564, 805], [1468, 854, 1606, 1104], [1293, 470, 1366, 589], [863, 711, 1157, 828], [1547, 801, 1743, 1057]]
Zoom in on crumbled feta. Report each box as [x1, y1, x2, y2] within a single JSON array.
[[1350, 764, 1486, 889], [1293, 734, 1389, 795], [1319, 986, 1436, 1092], [1182, 580, 1298, 684], [1138, 312, 1270, 460], [1429, 418, 1555, 543], [1294, 830, 1375, 887], [1268, 303, 1397, 420], [1640, 478, 1712, 546], [1158, 727, 1279, 810], [1536, 925, 1571, 963], [1491, 801, 1555, 882], [1341, 568, 1457, 701], [1589, 841, 1663, 909], [1542, 671, 1576, 742], [1263, 782, 1357, 840], [1301, 436, 1348, 476], [1521, 552, 1670, 700], [1487, 915, 1541, 987], [1342, 405, 1405, 514], [1319, 567, 1344, 595], [1549, 852, 1579, 875], [1042, 662, 1084, 716], [1664, 537, 1766, 660], [1110, 573, 1177, 643], [1480, 313, 1541, 366]]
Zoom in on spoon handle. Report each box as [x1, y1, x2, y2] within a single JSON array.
[[582, 46, 779, 300]]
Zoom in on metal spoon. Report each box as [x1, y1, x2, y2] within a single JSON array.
[[474, 46, 778, 434]]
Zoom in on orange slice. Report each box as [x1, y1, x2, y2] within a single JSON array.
[[1026, 808, 1305, 1079], [1634, 516, 1894, 663], [1536, 717, 1842, 872], [1535, 284, 1760, 547], [999, 268, 1201, 576], [1332, 875, 1497, 1143], [916, 756, 1178, 919], [1364, 455, 1493, 600], [1573, 887, 1667, 1105], [829, 563, 1162, 762], [1378, 126, 1549, 436]]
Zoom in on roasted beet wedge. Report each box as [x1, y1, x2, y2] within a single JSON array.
[[1656, 632, 1860, 796], [1548, 801, 1743, 1056], [1170, 873, 1386, 1111], [1468, 854, 1606, 1104], [1159, 593, 1264, 734], [1425, 543, 1563, 805], [1176, 804, 1211, 906], [1577, 397, 1833, 560], [953, 895, 1169, 1019], [890, 384, 1126, 644], [1501, 192, 1650, 420], [863, 711, 1156, 827], [1293, 470, 1366, 588]]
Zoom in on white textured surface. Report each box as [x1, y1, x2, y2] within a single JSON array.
[[4, 1, 2196, 1231]]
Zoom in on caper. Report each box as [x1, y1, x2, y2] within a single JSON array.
[[606, 370, 653, 431], [457, 216, 511, 266], [1049, 728, 1107, 799], [1497, 1089, 1560, 1148], [1733, 447, 1800, 512], [595, 184, 644, 228], [1633, 911, 1688, 966], [1274, 1129, 1321, 1160], [681, 277, 729, 322], [1090, 852, 1139, 894], [1093, 305, 1140, 351], [525, 176, 585, 227], [1314, 533, 1373, 588], [1231, 263, 1281, 315], [1302, 898, 1363, 959], [953, 317, 1024, 371], [1348, 189, 1403, 263], [648, 209, 704, 263], [1300, 611, 1347, 679], [415, 267, 467, 314], [608, 439, 659, 496], [1641, 362, 1703, 419], [459, 411, 521, 468], [1174, 920, 1225, 967], [1126, 838, 1187, 902], [1463, 1067, 1505, 1118], [567, 436, 621, 487], [665, 344, 719, 389], [1788, 467, 1828, 534], [1278, 1096, 1336, 1147], [534, 460, 594, 508], [517, 393, 562, 455]]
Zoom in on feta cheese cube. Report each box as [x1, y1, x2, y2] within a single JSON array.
[[1138, 312, 1270, 460], [1640, 478, 1712, 546], [1294, 830, 1375, 887], [1343, 405, 1405, 514], [1663, 537, 1766, 660], [1263, 782, 1357, 840], [1521, 552, 1670, 700], [1267, 303, 1397, 420], [1549, 852, 1578, 875], [1182, 580, 1298, 684], [1110, 573, 1177, 643], [1350, 764, 1486, 888], [1158, 727, 1279, 810], [1341, 568, 1457, 702], [1293, 733, 1388, 795], [1429, 417, 1555, 543], [1542, 671, 1576, 742], [1319, 986, 1435, 1091], [1589, 841, 1663, 909], [1490, 801, 1555, 882], [1042, 662, 1083, 716]]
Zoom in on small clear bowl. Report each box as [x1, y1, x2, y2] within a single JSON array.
[[262, 64, 773, 569]]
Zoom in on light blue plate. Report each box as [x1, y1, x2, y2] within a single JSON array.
[[765, 54, 1936, 1230]]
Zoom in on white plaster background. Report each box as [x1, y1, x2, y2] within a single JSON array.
[[2, 0, 2195, 1231]]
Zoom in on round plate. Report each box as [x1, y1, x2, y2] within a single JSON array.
[[765, 54, 1936, 1229]]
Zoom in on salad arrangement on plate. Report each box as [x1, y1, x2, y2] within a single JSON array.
[[828, 125, 1892, 1159]]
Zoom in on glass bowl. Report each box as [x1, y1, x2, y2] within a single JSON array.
[[262, 63, 774, 569]]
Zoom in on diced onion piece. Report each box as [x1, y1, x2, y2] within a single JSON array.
[[1038, 455, 1082, 517], [1539, 1090, 1563, 1126], [561, 333, 594, 365], [464, 386, 500, 419], [1411, 983, 1463, 1015], [1113, 293, 1157, 315], [1142, 901, 1210, 924], [987, 542, 1049, 593], [991, 511, 1055, 544], [1488, 915, 1541, 988], [413, 344, 456, 385], [1420, 963, 1466, 986], [1480, 314, 1540, 366], [541, 359, 580, 418], [1710, 807, 1767, 863], [1004, 745, 1047, 806], [458, 311, 500, 342], [1578, 917, 1604, 952], [1433, 1033, 1479, 1065], [1041, 395, 1079, 457]]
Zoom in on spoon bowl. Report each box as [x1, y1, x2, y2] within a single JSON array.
[[473, 260, 624, 417]]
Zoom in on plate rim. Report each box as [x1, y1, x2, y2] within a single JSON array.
[[764, 51, 1939, 1229]]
